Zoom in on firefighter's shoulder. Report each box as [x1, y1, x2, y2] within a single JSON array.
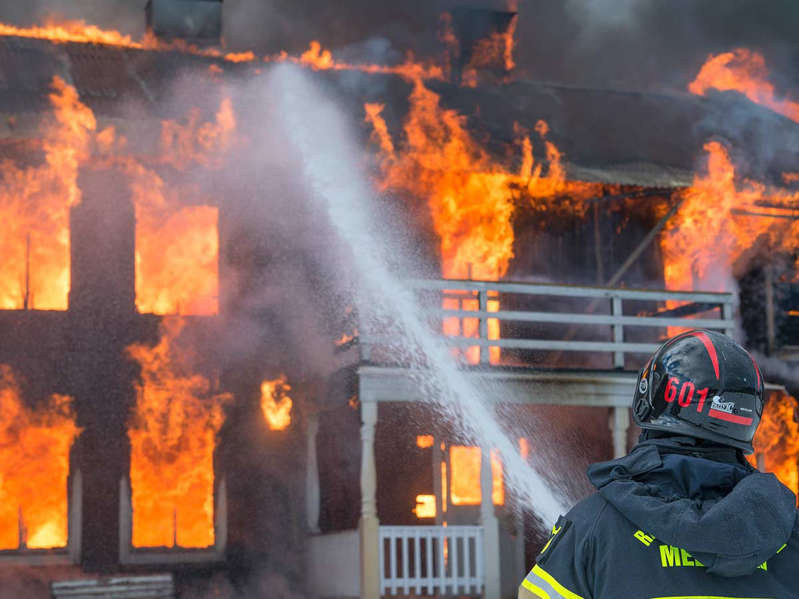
[[518, 494, 609, 599]]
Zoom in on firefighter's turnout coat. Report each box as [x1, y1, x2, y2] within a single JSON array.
[[519, 437, 799, 599]]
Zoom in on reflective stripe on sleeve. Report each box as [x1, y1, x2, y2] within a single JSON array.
[[522, 564, 584, 599]]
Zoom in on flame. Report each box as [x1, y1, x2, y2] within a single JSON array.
[[365, 85, 598, 363], [260, 376, 293, 431], [127, 317, 231, 548], [413, 495, 436, 518], [461, 15, 518, 88], [130, 99, 234, 316], [750, 395, 799, 497], [0, 366, 79, 549], [519, 437, 531, 461], [0, 76, 95, 310], [661, 141, 799, 294], [0, 20, 257, 63], [416, 434, 434, 449], [689, 49, 799, 123], [448, 445, 503, 506]]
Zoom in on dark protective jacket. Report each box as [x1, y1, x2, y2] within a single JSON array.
[[519, 436, 799, 599]]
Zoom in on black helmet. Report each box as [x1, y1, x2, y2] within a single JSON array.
[[633, 329, 764, 454]]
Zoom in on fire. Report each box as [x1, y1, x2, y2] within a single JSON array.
[[460, 15, 518, 88], [689, 49, 799, 123], [365, 84, 598, 363], [448, 445, 503, 506], [0, 366, 79, 549], [127, 317, 231, 548], [0, 76, 95, 310], [0, 20, 256, 63], [413, 495, 437, 519], [129, 99, 234, 316], [751, 394, 799, 497], [661, 141, 799, 294], [416, 434, 435, 448], [260, 376, 293, 431]]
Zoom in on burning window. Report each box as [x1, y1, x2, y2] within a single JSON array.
[[449, 446, 504, 506], [0, 77, 95, 311], [126, 318, 231, 548], [260, 376, 293, 431], [135, 204, 220, 316], [0, 366, 79, 549]]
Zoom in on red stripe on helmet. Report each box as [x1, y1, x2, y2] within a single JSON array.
[[748, 353, 762, 392], [708, 408, 753, 426], [691, 331, 720, 380]]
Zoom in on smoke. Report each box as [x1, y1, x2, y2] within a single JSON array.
[[752, 352, 799, 399]]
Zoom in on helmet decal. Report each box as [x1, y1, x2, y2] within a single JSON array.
[[691, 330, 720, 380]]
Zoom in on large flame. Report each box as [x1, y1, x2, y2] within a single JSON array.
[[751, 395, 799, 497], [260, 376, 293, 431], [0, 76, 95, 310], [689, 48, 799, 123], [0, 366, 79, 549], [661, 141, 799, 293], [365, 83, 598, 363], [126, 317, 231, 548]]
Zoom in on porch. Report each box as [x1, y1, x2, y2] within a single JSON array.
[[310, 279, 736, 599]]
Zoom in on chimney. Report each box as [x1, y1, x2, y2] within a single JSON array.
[[146, 0, 223, 44]]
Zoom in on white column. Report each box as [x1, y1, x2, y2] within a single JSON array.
[[610, 406, 630, 459], [306, 412, 321, 534], [359, 400, 380, 599], [480, 448, 501, 599]]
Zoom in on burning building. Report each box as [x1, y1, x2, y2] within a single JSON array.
[[0, 5, 797, 599]]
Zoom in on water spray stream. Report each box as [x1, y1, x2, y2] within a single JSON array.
[[268, 64, 567, 525]]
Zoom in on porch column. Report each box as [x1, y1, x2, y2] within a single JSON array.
[[306, 412, 321, 534], [480, 448, 501, 599], [359, 400, 380, 599], [610, 406, 630, 459]]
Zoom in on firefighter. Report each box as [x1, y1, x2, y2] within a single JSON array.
[[519, 329, 798, 599]]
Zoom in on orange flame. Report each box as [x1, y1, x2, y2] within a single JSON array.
[[448, 445, 503, 506], [260, 376, 293, 431], [0, 76, 95, 310], [461, 15, 517, 88], [413, 495, 437, 518], [416, 434, 435, 449], [365, 84, 598, 363], [661, 141, 799, 294], [689, 49, 799, 123], [751, 395, 799, 497], [127, 317, 231, 548], [0, 366, 79, 549], [128, 99, 233, 316]]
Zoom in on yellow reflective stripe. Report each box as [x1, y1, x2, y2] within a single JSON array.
[[777, 543, 787, 554], [521, 578, 551, 599], [532, 565, 584, 599]]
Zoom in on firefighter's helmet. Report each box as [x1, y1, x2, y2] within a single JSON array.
[[633, 330, 764, 454]]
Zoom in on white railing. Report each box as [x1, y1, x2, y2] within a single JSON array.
[[379, 525, 483, 597], [361, 279, 736, 369]]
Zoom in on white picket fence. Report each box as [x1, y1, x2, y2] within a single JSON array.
[[379, 525, 483, 596]]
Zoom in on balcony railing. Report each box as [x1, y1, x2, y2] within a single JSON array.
[[379, 525, 483, 596], [361, 279, 736, 370]]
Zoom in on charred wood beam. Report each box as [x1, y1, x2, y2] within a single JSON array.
[[585, 187, 677, 204], [731, 208, 799, 220]]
